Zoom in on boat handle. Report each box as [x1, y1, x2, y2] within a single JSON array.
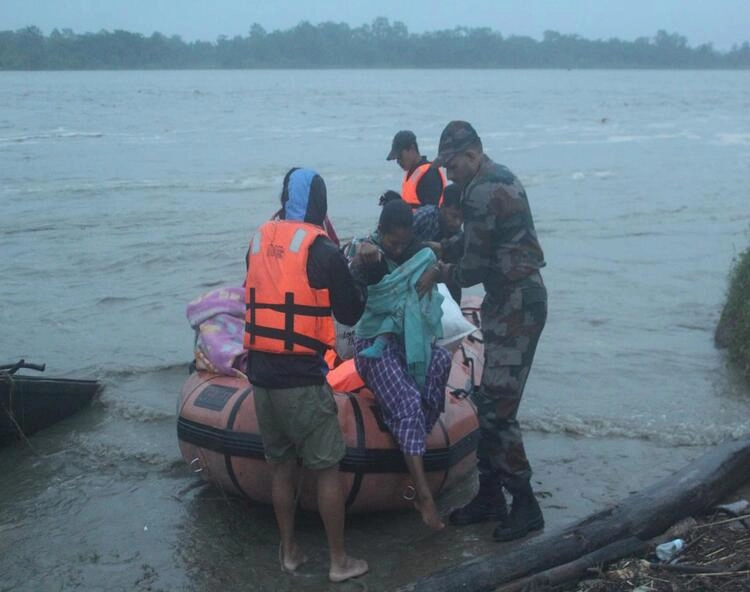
[[402, 485, 417, 502]]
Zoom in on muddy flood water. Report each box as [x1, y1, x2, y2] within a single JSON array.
[[2, 69, 750, 591]]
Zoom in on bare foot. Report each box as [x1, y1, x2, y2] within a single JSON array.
[[329, 556, 369, 583], [414, 499, 445, 531], [279, 543, 308, 574]]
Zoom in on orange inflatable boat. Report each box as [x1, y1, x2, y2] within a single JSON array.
[[177, 301, 483, 514]]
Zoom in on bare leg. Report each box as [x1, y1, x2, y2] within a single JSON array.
[[404, 454, 445, 531], [271, 459, 308, 572], [316, 465, 369, 582]]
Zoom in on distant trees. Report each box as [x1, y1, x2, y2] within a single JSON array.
[[0, 19, 748, 70]]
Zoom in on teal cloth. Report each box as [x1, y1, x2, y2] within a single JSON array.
[[356, 248, 444, 387]]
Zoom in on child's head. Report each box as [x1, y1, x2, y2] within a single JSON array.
[[439, 184, 464, 237], [378, 190, 403, 206]]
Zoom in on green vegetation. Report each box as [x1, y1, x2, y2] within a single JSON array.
[[1, 19, 749, 69], [723, 248, 750, 382]]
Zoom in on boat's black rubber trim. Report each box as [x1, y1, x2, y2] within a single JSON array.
[[178, 416, 479, 474], [434, 416, 451, 495], [342, 392, 365, 510], [225, 387, 253, 498], [179, 416, 265, 457]]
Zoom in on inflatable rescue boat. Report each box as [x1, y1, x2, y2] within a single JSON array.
[[178, 299, 483, 514]]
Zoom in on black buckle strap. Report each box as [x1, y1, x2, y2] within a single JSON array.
[[246, 290, 330, 353], [284, 292, 294, 351], [246, 325, 328, 353]]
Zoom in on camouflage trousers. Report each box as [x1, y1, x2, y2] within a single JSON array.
[[472, 281, 547, 495]]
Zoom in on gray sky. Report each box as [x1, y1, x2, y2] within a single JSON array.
[[2, 0, 748, 50]]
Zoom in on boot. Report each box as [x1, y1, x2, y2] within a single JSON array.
[[449, 478, 508, 526], [493, 483, 544, 542]]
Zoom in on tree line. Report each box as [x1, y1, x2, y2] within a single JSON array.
[[2, 18, 749, 70]]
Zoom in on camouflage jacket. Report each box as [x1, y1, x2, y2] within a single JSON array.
[[452, 155, 545, 299]]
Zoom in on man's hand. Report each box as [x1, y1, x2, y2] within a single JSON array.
[[416, 264, 441, 298]]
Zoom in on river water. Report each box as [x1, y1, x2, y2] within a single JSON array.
[[1, 69, 749, 591]]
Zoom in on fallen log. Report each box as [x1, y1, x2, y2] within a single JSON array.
[[493, 536, 647, 592], [398, 433, 750, 592]]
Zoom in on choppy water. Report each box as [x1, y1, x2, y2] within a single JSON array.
[[1, 69, 750, 591]]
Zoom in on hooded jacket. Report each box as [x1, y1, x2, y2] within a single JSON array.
[[246, 169, 366, 388]]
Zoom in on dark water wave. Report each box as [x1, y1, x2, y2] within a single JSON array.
[[78, 361, 192, 382], [0, 177, 275, 197], [96, 296, 136, 305], [199, 279, 229, 289], [104, 361, 190, 378], [99, 398, 177, 424], [66, 431, 181, 468], [524, 414, 750, 447], [0, 224, 57, 236], [0, 130, 104, 143]]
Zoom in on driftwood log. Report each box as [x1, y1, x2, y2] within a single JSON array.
[[398, 433, 750, 592]]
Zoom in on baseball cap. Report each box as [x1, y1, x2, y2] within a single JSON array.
[[386, 130, 417, 160], [433, 121, 481, 166]]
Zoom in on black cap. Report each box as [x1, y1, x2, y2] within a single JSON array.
[[434, 121, 481, 166], [386, 130, 417, 161]]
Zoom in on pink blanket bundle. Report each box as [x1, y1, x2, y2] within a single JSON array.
[[186, 286, 248, 378]]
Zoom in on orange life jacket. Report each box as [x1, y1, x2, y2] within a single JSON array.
[[326, 359, 366, 392], [244, 220, 335, 355], [401, 162, 447, 208]]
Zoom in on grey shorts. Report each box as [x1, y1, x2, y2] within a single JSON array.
[[253, 383, 345, 470]]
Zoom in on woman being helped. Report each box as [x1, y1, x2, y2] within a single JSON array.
[[345, 199, 450, 531]]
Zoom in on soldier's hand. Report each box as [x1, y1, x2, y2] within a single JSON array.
[[416, 265, 441, 298], [424, 241, 442, 259]]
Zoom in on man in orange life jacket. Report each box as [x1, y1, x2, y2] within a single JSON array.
[[244, 168, 369, 583], [386, 130, 446, 208]]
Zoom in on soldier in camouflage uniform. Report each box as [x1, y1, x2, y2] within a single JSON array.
[[431, 121, 547, 542]]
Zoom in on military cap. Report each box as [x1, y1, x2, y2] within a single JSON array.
[[386, 130, 417, 160], [434, 121, 481, 166]]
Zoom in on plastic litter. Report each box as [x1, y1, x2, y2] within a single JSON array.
[[655, 538, 684, 561], [714, 498, 749, 516]]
